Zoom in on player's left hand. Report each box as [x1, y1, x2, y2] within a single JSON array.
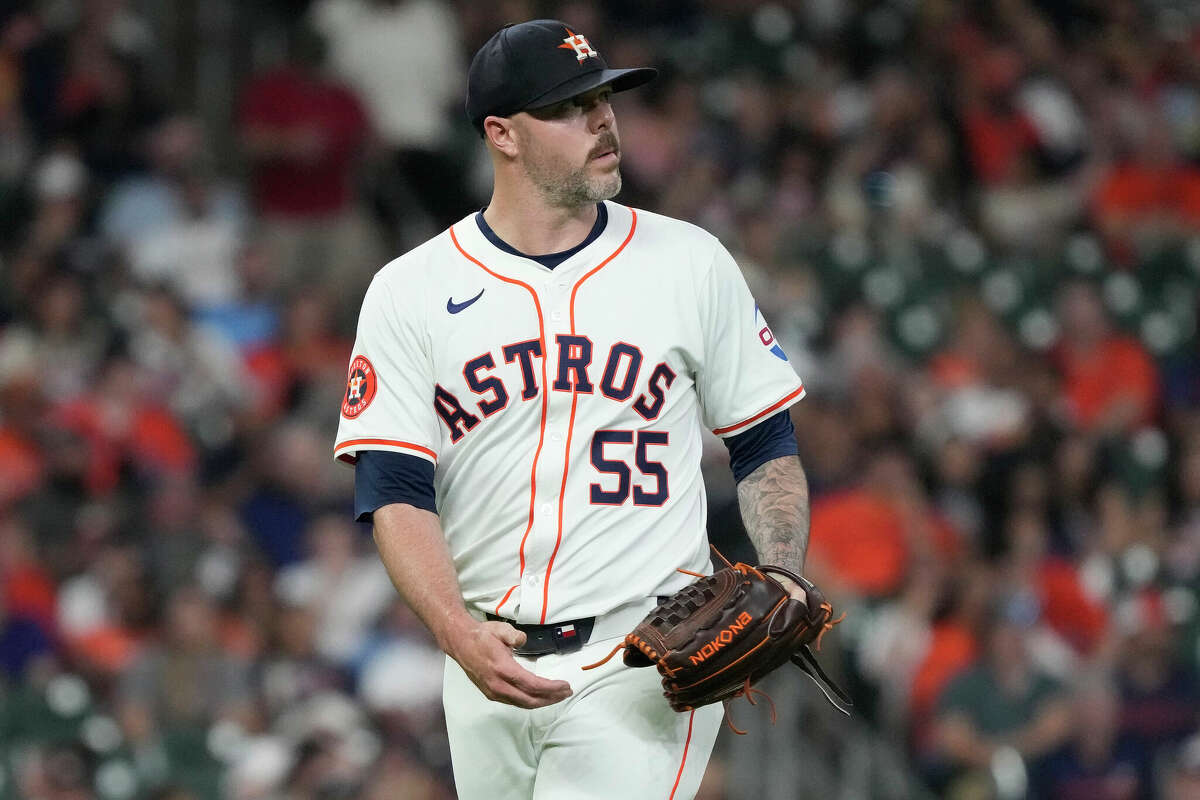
[[771, 572, 808, 604]]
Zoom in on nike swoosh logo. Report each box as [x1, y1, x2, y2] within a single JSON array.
[[447, 288, 485, 314]]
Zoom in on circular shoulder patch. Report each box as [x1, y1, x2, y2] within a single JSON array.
[[341, 355, 378, 419]]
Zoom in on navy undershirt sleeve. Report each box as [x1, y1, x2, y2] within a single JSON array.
[[724, 410, 799, 483], [354, 450, 437, 522]]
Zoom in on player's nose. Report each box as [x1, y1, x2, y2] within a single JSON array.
[[588, 99, 615, 132]]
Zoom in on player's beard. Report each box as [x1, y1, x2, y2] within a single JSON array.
[[522, 132, 622, 208]]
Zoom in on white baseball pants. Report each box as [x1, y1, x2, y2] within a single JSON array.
[[442, 606, 722, 800]]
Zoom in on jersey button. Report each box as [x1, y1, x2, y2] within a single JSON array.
[[551, 311, 563, 321], [540, 503, 552, 514], [551, 432, 563, 442]]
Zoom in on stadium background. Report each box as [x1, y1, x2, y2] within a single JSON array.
[[2, 0, 1200, 797]]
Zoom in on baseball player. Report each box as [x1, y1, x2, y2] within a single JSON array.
[[334, 19, 814, 800]]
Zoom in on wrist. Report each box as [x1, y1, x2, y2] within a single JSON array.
[[759, 547, 806, 574], [433, 609, 481, 658]]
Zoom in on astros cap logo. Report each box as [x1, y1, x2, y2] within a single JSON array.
[[558, 27, 598, 62], [342, 355, 378, 419]]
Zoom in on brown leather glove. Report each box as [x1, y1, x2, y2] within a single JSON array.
[[587, 562, 851, 720]]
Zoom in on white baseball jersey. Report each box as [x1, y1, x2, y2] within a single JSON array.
[[334, 201, 804, 625]]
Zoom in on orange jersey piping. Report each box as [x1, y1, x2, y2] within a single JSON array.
[[449, 225, 550, 616], [667, 709, 696, 800], [711, 384, 806, 436], [335, 438, 437, 464]]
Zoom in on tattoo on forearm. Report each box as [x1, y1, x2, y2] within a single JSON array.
[[736, 456, 810, 572]]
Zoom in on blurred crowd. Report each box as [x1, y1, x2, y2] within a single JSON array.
[[2, 0, 1200, 798]]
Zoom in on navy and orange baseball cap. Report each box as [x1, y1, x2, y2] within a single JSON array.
[[466, 19, 657, 135]]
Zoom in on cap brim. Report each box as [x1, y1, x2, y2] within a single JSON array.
[[523, 67, 658, 112]]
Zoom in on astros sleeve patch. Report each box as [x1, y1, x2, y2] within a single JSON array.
[[334, 276, 441, 466], [341, 355, 379, 419]]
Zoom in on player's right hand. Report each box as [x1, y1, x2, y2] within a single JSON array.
[[449, 620, 573, 709]]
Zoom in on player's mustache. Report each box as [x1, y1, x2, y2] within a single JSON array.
[[588, 134, 620, 160]]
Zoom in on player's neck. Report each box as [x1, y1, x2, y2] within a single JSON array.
[[482, 191, 599, 257]]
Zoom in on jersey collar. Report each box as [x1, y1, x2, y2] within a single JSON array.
[[475, 203, 608, 270], [449, 201, 634, 282]]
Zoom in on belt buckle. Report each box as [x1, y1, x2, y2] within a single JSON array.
[[510, 622, 585, 657], [512, 643, 550, 657], [551, 622, 584, 655]]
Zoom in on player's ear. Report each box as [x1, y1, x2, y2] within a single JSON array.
[[483, 115, 519, 158]]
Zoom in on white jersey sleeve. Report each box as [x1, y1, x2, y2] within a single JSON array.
[[694, 242, 806, 437], [334, 273, 441, 466]]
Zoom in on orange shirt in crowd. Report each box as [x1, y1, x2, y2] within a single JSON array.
[[910, 621, 978, 722], [2, 564, 57, 632], [68, 627, 140, 674], [54, 399, 196, 495], [809, 491, 909, 598], [810, 490, 964, 598], [1037, 558, 1109, 654], [927, 351, 980, 390], [962, 107, 1039, 185], [1094, 163, 1200, 227], [1093, 163, 1200, 263], [0, 428, 44, 508], [1054, 336, 1159, 431], [244, 336, 351, 418]]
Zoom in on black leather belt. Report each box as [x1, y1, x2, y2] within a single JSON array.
[[486, 614, 596, 656], [486, 598, 671, 657]]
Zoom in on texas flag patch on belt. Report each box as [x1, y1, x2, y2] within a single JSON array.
[[556, 624, 576, 639]]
